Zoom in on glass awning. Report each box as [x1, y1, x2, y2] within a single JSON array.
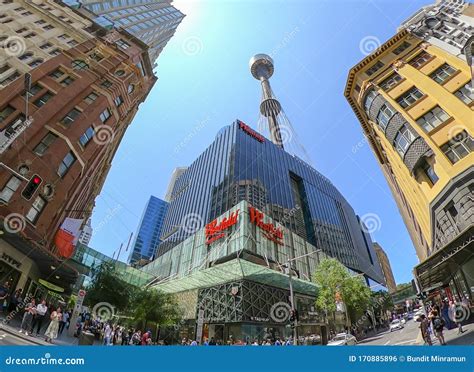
[[153, 258, 318, 296]]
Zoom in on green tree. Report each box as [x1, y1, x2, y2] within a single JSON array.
[[313, 258, 372, 325], [85, 262, 134, 312], [128, 288, 182, 330]]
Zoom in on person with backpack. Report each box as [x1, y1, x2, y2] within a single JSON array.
[[431, 310, 446, 345]]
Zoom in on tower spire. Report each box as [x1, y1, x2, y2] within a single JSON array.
[[249, 54, 284, 148]]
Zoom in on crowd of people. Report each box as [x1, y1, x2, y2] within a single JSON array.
[[419, 297, 470, 346], [0, 281, 72, 344]]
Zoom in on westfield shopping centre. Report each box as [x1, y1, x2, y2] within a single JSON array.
[[142, 120, 386, 344]]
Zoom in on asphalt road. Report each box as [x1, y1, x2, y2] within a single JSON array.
[[359, 320, 421, 346], [0, 330, 41, 346]]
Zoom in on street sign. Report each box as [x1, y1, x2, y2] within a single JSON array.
[[68, 289, 86, 337]]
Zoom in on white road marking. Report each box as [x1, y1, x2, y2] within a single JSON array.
[[384, 340, 390, 345], [393, 339, 417, 345]]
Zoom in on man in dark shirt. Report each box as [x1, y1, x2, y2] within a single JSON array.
[[0, 281, 11, 316]]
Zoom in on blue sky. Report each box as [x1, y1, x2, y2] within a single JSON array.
[[88, 0, 432, 284]]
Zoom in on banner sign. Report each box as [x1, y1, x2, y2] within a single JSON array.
[[248, 206, 284, 245], [205, 210, 239, 245]]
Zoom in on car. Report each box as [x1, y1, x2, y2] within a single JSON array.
[[390, 319, 404, 332], [401, 318, 406, 324], [327, 333, 357, 346], [414, 310, 424, 322]]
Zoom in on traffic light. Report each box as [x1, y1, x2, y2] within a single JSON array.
[[21, 174, 42, 200]]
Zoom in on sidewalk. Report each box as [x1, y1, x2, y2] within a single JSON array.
[[0, 316, 79, 346]]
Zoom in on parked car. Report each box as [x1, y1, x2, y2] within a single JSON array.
[[390, 319, 404, 332], [327, 333, 357, 346]]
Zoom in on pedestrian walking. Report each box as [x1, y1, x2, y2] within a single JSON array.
[[419, 315, 432, 346], [31, 300, 48, 335], [59, 310, 69, 335], [431, 310, 446, 345], [8, 288, 22, 314], [449, 301, 465, 334], [44, 307, 62, 343], [19, 299, 36, 336], [0, 281, 11, 316], [103, 323, 112, 345]]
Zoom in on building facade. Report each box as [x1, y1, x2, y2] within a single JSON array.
[[78, 0, 185, 65], [373, 243, 397, 293], [344, 0, 473, 299], [128, 196, 168, 266], [0, 0, 159, 295], [164, 166, 188, 202], [158, 120, 385, 285], [78, 218, 93, 245]]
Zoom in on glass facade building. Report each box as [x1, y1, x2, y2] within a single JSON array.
[[79, 0, 184, 65], [158, 120, 385, 284], [128, 196, 169, 265]]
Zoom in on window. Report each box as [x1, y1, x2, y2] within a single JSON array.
[[0, 176, 21, 203], [430, 63, 457, 84], [15, 27, 27, 34], [454, 84, 473, 105], [89, 53, 103, 62], [18, 52, 33, 61], [392, 41, 410, 55], [366, 61, 384, 76], [396, 87, 424, 108], [409, 51, 432, 68], [127, 84, 135, 94], [79, 126, 95, 147], [376, 104, 395, 130], [26, 195, 47, 223], [58, 151, 76, 177], [416, 106, 450, 132], [49, 49, 61, 56], [33, 132, 57, 156], [101, 80, 112, 88], [67, 40, 78, 47], [0, 105, 15, 122], [33, 91, 54, 107], [35, 20, 46, 25], [99, 108, 111, 123], [49, 69, 64, 79], [40, 42, 52, 49], [441, 130, 473, 164], [28, 59, 43, 68], [43, 25, 54, 30], [115, 39, 130, 50], [57, 34, 68, 40], [379, 73, 402, 91], [445, 202, 458, 219], [363, 90, 377, 112], [114, 96, 124, 107], [419, 159, 438, 185], [394, 125, 416, 156], [115, 69, 125, 77], [24, 32, 36, 39], [0, 71, 20, 85], [84, 92, 98, 104], [60, 108, 81, 126], [71, 60, 88, 70], [60, 76, 75, 87]]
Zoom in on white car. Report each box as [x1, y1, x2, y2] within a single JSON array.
[[414, 310, 424, 322], [327, 333, 357, 346], [390, 319, 404, 332]]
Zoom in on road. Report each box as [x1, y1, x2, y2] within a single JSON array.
[[0, 330, 42, 346], [360, 320, 420, 346]]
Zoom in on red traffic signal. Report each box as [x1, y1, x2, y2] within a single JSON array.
[[21, 174, 43, 200]]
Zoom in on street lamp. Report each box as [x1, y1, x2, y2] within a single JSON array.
[[284, 249, 323, 345]]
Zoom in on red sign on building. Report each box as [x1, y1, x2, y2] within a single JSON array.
[[205, 210, 240, 245], [238, 120, 265, 143], [248, 206, 284, 245]]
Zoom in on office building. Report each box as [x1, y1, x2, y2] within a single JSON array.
[[128, 196, 169, 266], [373, 243, 397, 293], [344, 0, 473, 301], [164, 166, 188, 202]]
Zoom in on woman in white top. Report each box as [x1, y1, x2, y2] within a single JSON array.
[[45, 307, 62, 343]]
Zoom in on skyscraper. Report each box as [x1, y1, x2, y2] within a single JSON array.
[[78, 219, 93, 246], [78, 0, 185, 65], [373, 243, 397, 293], [345, 0, 473, 300], [164, 166, 188, 202], [128, 196, 169, 266]]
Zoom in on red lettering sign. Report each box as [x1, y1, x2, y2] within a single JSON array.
[[248, 206, 284, 245], [238, 120, 265, 143], [205, 209, 240, 245]]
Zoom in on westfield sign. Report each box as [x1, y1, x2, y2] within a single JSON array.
[[205, 210, 240, 245], [238, 120, 265, 143], [248, 206, 284, 245]]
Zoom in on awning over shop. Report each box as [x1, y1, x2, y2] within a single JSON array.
[[152, 258, 319, 296], [0, 227, 79, 292], [415, 226, 473, 291]]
